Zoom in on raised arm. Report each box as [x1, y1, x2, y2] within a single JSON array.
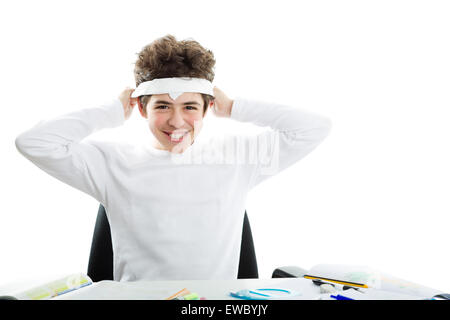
[[211, 87, 332, 189], [14, 88, 135, 204]]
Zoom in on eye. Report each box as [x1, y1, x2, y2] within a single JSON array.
[[155, 105, 197, 110]]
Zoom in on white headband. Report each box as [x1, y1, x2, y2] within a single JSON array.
[[131, 77, 214, 100]]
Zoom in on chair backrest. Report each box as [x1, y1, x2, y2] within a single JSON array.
[[87, 204, 258, 281]]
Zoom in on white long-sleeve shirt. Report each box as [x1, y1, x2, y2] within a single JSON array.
[[15, 96, 332, 281]]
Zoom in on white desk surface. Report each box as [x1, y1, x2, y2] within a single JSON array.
[[52, 277, 428, 300], [54, 278, 315, 300]]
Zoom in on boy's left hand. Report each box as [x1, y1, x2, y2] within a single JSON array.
[[210, 86, 233, 118]]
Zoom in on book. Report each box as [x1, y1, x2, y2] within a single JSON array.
[[8, 273, 93, 300], [304, 264, 444, 299]]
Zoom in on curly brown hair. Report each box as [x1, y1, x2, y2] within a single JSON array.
[[133, 34, 216, 116]]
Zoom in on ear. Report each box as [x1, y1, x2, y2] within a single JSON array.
[[203, 100, 214, 117], [137, 98, 147, 118]]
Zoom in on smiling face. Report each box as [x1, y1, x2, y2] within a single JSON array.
[[138, 92, 213, 153]]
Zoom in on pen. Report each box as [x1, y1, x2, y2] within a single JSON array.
[[330, 294, 354, 300], [166, 288, 190, 300], [304, 275, 368, 289]]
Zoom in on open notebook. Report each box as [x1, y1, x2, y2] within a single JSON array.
[[5, 273, 93, 300], [304, 264, 444, 299]]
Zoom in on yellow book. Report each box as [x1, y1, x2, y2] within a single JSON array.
[[12, 273, 93, 300]]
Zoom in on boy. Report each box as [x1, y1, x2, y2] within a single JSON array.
[[15, 34, 332, 281]]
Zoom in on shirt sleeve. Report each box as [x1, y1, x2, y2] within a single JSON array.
[[15, 98, 125, 205], [229, 97, 332, 189]]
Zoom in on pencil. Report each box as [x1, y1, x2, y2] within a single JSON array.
[[165, 288, 190, 300], [304, 275, 369, 288]]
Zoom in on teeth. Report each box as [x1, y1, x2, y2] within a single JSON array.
[[171, 133, 184, 139], [170, 131, 188, 139]]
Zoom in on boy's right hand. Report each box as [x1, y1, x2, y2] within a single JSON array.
[[118, 87, 138, 120]]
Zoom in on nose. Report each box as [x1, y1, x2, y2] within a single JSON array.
[[167, 109, 185, 128]]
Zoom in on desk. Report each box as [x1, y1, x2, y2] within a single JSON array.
[[52, 277, 439, 300], [53, 278, 313, 300]]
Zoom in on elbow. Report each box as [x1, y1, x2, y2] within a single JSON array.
[[15, 134, 27, 153], [15, 132, 37, 156]]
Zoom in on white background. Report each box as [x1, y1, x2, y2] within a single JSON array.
[[1, 0, 449, 292]]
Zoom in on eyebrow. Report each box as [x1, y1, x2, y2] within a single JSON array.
[[154, 100, 201, 106]]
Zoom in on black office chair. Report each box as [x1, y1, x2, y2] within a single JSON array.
[[87, 204, 259, 282]]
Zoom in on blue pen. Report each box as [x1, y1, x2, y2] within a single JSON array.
[[330, 294, 354, 300]]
